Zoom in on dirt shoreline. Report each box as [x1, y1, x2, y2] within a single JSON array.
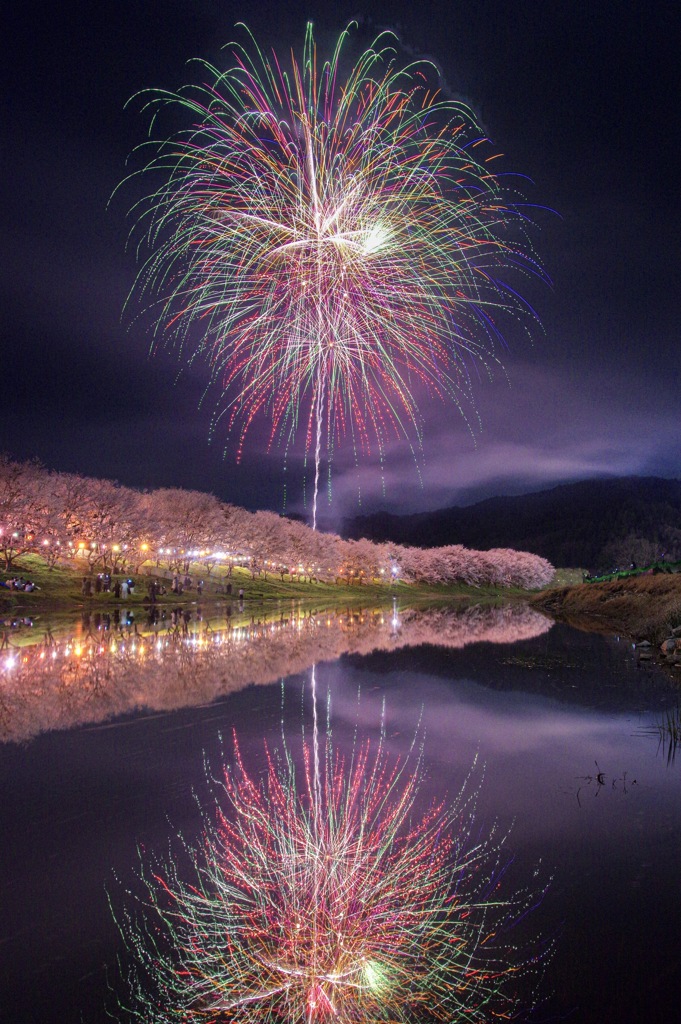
[[530, 573, 681, 644]]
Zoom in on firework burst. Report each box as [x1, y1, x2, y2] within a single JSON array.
[[114, 684, 549, 1022], [123, 23, 546, 522]]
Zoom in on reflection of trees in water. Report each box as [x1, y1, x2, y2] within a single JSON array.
[[0, 604, 551, 743]]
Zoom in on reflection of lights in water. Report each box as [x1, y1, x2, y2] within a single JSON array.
[[391, 596, 400, 632], [9, 604, 541, 676], [0, 605, 551, 744], [115, 684, 550, 1023]]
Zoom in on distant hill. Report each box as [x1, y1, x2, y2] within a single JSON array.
[[344, 477, 681, 571]]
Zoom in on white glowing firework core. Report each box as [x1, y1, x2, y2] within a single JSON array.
[[362, 222, 391, 254]]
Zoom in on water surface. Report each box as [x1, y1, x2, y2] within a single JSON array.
[[0, 602, 679, 1022]]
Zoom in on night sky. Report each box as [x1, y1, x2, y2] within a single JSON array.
[[2, 0, 678, 525]]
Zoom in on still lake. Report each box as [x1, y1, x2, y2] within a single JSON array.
[[1, 600, 679, 1022]]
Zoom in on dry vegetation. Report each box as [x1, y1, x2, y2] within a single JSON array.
[[530, 573, 681, 642]]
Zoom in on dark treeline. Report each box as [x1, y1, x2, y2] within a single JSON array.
[[345, 477, 681, 572]]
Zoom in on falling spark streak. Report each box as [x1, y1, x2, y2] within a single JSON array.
[[121, 23, 547, 517], [312, 367, 325, 529]]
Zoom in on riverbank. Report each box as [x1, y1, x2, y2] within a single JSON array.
[[530, 573, 681, 644], [1, 553, 567, 614]]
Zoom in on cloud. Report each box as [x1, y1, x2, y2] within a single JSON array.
[[321, 662, 631, 845], [311, 360, 681, 518]]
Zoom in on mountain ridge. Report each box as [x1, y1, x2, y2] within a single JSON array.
[[343, 476, 681, 570]]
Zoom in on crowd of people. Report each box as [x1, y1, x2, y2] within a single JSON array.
[[1, 576, 39, 592], [81, 574, 141, 599], [75, 572, 216, 602]]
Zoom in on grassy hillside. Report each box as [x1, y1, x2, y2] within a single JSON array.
[[0, 552, 547, 612]]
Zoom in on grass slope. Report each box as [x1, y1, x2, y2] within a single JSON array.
[[0, 553, 544, 612]]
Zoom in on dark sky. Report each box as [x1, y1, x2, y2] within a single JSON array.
[[2, 0, 678, 524]]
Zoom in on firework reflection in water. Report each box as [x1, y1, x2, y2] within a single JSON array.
[[114, 669, 550, 1023]]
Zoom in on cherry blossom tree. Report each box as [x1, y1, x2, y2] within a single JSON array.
[[149, 488, 225, 574], [0, 455, 45, 570], [0, 455, 555, 590]]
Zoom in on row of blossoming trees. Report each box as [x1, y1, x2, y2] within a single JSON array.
[[0, 455, 554, 588]]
